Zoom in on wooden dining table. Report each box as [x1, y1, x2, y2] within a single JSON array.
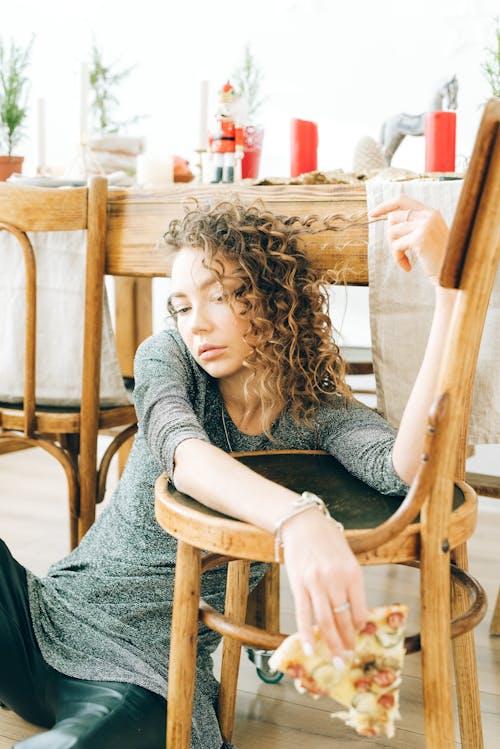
[[106, 182, 369, 379]]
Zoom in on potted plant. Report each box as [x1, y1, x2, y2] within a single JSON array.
[[0, 36, 33, 181], [88, 39, 145, 178], [232, 45, 265, 179], [481, 16, 500, 97]]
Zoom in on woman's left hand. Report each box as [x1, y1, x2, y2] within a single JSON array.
[[370, 195, 449, 285]]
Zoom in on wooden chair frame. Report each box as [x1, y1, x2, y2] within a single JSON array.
[[0, 177, 136, 546], [154, 99, 500, 749]]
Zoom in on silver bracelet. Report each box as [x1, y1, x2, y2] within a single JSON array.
[[273, 491, 344, 562]]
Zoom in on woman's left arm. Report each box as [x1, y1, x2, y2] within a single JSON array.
[[369, 195, 458, 485]]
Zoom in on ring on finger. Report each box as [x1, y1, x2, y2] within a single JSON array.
[[333, 601, 351, 614]]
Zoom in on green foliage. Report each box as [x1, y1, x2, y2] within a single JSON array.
[[0, 36, 34, 156], [89, 40, 141, 134], [232, 45, 265, 124], [481, 17, 500, 98]]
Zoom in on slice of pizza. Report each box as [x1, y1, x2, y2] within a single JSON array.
[[268, 603, 408, 738]]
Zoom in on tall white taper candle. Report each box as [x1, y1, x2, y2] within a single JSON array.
[[80, 62, 89, 146], [198, 80, 209, 150], [36, 97, 46, 174]]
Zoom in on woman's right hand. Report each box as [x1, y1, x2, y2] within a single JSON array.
[[370, 195, 449, 285], [281, 508, 368, 659]]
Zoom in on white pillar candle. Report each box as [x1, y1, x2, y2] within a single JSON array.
[[80, 62, 89, 146], [136, 154, 174, 187], [198, 80, 209, 150], [36, 97, 46, 174]]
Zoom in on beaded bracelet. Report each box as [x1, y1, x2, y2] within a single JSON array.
[[273, 491, 344, 562]]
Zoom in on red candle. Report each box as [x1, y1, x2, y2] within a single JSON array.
[[424, 111, 456, 172], [290, 118, 318, 177]]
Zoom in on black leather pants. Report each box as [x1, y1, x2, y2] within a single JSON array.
[[0, 540, 166, 748]]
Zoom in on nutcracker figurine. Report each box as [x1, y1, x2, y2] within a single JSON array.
[[208, 81, 245, 183]]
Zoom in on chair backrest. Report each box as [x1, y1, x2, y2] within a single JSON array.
[[0, 176, 109, 435], [355, 99, 500, 554], [437, 98, 500, 477]]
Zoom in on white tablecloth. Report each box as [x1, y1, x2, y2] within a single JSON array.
[[366, 179, 500, 445], [0, 230, 130, 407]]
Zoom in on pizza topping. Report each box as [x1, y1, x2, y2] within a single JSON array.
[[375, 629, 404, 648], [360, 621, 376, 635], [372, 668, 397, 687], [387, 611, 405, 629], [351, 691, 378, 714], [378, 692, 396, 710], [353, 677, 372, 692], [311, 662, 343, 690], [299, 675, 327, 696], [379, 654, 403, 671], [358, 725, 378, 737], [286, 663, 306, 679]]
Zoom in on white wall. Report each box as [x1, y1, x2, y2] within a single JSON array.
[[3, 0, 499, 177]]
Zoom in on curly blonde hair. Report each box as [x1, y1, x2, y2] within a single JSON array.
[[162, 200, 353, 433]]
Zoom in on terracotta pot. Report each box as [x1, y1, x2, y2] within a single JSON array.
[[241, 126, 264, 179], [0, 155, 24, 181]]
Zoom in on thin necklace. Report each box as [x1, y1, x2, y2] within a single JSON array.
[[221, 404, 233, 452]]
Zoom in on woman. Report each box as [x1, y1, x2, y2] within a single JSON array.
[[0, 195, 453, 748]]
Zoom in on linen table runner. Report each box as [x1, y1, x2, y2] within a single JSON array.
[[366, 179, 500, 444]]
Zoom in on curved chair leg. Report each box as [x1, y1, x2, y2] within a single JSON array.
[[69, 492, 79, 550], [218, 560, 250, 743], [451, 543, 484, 749], [491, 587, 500, 635], [78, 430, 98, 544], [58, 434, 82, 549], [36, 435, 80, 550], [167, 541, 201, 749], [263, 562, 280, 632], [118, 439, 133, 476], [420, 535, 455, 748]]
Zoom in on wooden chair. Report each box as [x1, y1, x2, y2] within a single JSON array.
[[154, 98, 500, 749], [0, 176, 136, 547]]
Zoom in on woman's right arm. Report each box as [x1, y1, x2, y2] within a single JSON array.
[[173, 437, 367, 658]]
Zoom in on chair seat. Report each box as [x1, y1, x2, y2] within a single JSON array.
[[340, 345, 373, 375], [0, 403, 135, 433], [154, 450, 478, 565]]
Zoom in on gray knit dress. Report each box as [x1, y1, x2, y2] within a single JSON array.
[[26, 329, 408, 749]]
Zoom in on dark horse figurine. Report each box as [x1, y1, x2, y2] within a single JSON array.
[[379, 75, 458, 166]]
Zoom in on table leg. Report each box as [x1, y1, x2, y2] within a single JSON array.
[[114, 276, 152, 379], [114, 276, 152, 473]]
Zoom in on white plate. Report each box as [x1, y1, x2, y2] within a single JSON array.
[[7, 175, 87, 188]]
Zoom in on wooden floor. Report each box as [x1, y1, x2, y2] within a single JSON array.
[[0, 445, 499, 748]]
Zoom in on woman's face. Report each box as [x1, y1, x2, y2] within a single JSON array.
[[169, 246, 252, 386]]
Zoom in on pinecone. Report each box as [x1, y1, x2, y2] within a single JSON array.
[[352, 136, 387, 174]]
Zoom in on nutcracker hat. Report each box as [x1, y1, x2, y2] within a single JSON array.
[[219, 80, 240, 104]]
